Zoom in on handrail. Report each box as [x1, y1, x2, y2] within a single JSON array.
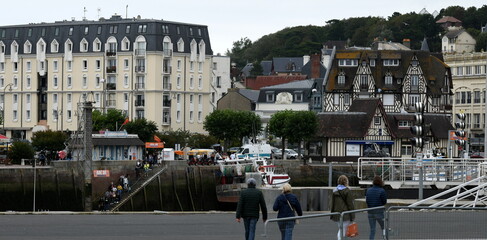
[[339, 206, 385, 239], [263, 212, 341, 238]]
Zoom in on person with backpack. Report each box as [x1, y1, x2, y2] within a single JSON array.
[[273, 183, 302, 240], [236, 178, 267, 240], [330, 175, 355, 240]]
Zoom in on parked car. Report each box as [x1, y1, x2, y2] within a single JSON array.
[[273, 149, 301, 159]]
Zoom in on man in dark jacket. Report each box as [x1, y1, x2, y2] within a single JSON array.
[[236, 178, 268, 240], [366, 175, 387, 239]]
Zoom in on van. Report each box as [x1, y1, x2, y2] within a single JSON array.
[[236, 143, 272, 159]]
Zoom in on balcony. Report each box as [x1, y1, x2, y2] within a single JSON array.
[[135, 82, 145, 89], [106, 66, 117, 73], [163, 66, 172, 74], [163, 99, 171, 107], [163, 49, 173, 57], [135, 100, 145, 107], [106, 51, 116, 57], [135, 66, 145, 73], [135, 49, 146, 57], [106, 83, 116, 90]]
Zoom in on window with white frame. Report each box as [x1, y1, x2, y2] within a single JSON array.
[[266, 92, 275, 102], [26, 110, 30, 121], [401, 145, 412, 155], [80, 39, 89, 52], [177, 75, 181, 88], [344, 94, 350, 105], [198, 62, 202, 72], [67, 94, 72, 104], [466, 66, 472, 75], [124, 59, 129, 70], [93, 38, 101, 52], [374, 116, 381, 125], [124, 75, 129, 87], [83, 75, 87, 88], [410, 75, 419, 91], [385, 74, 393, 85], [13, 76, 18, 88], [370, 59, 376, 67], [294, 91, 303, 102], [177, 38, 184, 52], [53, 75, 58, 88], [82, 60, 88, 71], [189, 111, 194, 122], [0, 63, 4, 72], [67, 75, 72, 88], [53, 60, 58, 72], [67, 110, 72, 120], [67, 61, 72, 71], [337, 73, 345, 85], [334, 93, 340, 105], [383, 59, 400, 66], [51, 40, 59, 53], [177, 60, 181, 71], [198, 76, 202, 89], [26, 94, 30, 104], [13, 110, 17, 121], [456, 67, 463, 76], [398, 120, 410, 127], [190, 75, 194, 88], [198, 111, 202, 122], [26, 75, 31, 88], [24, 41, 32, 53], [177, 110, 181, 122], [338, 59, 358, 66], [53, 93, 58, 104], [190, 61, 194, 71], [26, 61, 31, 72], [96, 60, 101, 70]]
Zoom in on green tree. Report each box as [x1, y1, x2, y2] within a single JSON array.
[[31, 130, 68, 160], [204, 109, 261, 151], [226, 37, 253, 69], [124, 118, 158, 143], [7, 141, 35, 164], [92, 109, 126, 132], [159, 129, 192, 148], [475, 32, 487, 52], [249, 61, 263, 77], [268, 110, 317, 162]]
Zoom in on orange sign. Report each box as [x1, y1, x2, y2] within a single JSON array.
[[145, 142, 165, 148], [449, 130, 467, 141], [93, 170, 110, 177]]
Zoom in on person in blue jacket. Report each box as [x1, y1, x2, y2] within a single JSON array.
[[366, 175, 387, 239], [273, 183, 303, 240]]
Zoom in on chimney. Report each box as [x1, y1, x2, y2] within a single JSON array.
[[303, 55, 310, 65], [310, 54, 321, 79], [402, 39, 411, 49]]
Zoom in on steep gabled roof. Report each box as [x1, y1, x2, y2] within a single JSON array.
[[272, 57, 304, 73], [238, 89, 259, 102], [445, 29, 466, 39]]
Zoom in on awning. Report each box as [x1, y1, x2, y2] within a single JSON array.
[[345, 140, 394, 145]]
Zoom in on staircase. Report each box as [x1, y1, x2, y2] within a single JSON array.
[[110, 164, 169, 212]]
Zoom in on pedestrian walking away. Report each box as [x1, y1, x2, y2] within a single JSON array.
[[273, 183, 302, 240], [236, 178, 268, 240], [366, 175, 387, 240], [329, 175, 355, 240]]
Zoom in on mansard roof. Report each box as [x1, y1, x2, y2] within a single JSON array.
[[0, 16, 213, 55], [325, 50, 451, 95], [257, 79, 314, 103]]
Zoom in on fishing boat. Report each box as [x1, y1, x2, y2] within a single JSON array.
[[215, 157, 291, 203]]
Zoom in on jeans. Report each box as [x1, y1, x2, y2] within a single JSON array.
[[243, 217, 258, 240], [277, 220, 295, 240], [336, 220, 351, 240], [368, 212, 385, 239]]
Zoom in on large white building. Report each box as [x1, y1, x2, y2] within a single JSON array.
[[0, 15, 229, 139]]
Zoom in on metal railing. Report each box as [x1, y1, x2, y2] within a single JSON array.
[[263, 211, 341, 238]]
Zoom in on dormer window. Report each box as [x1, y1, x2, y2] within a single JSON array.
[[266, 91, 275, 102], [385, 72, 393, 85], [370, 59, 376, 67], [24, 41, 32, 54], [337, 73, 345, 85], [383, 59, 400, 66], [338, 59, 358, 67]]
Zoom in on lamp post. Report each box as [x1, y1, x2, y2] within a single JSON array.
[[1, 83, 14, 135]]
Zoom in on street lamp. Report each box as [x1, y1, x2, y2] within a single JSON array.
[[1, 83, 13, 135]]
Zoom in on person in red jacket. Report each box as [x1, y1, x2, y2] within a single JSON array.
[[236, 178, 268, 240]]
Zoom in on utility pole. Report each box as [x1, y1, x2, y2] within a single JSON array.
[[82, 101, 94, 211]]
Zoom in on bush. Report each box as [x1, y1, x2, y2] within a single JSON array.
[[8, 141, 35, 164]]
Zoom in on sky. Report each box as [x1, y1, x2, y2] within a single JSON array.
[[0, 1, 485, 55]]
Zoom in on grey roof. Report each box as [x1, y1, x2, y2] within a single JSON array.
[[261, 79, 314, 90], [421, 37, 430, 52], [92, 137, 145, 146], [261, 60, 273, 75], [0, 15, 213, 55], [241, 63, 253, 77], [258, 79, 315, 103], [238, 89, 259, 102], [272, 57, 304, 73], [444, 29, 465, 39]]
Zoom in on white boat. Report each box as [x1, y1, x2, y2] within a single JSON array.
[[215, 157, 291, 202]]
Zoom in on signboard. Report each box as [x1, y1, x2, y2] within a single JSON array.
[[346, 144, 360, 156], [145, 142, 165, 148], [449, 130, 467, 141], [93, 170, 110, 177]]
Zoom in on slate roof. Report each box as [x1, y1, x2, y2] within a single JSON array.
[[386, 113, 454, 139], [238, 89, 260, 102], [261, 60, 273, 75], [0, 15, 213, 55], [325, 50, 451, 96], [444, 29, 466, 39], [257, 79, 314, 103], [272, 57, 304, 73]]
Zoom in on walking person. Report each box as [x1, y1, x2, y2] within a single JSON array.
[[236, 178, 268, 240], [366, 176, 387, 239], [273, 183, 302, 240], [330, 175, 355, 240]]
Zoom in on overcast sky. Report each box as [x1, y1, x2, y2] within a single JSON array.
[[0, 1, 484, 55]]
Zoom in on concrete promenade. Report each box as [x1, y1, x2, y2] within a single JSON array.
[[0, 211, 364, 240]]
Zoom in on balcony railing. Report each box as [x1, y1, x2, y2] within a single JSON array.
[[106, 66, 116, 73], [106, 51, 116, 57], [163, 49, 173, 57], [163, 99, 171, 107], [135, 66, 145, 73], [163, 66, 172, 74], [106, 83, 116, 90], [135, 49, 146, 56], [135, 82, 145, 89], [135, 100, 145, 107]]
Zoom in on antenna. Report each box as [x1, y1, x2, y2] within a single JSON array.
[[97, 8, 101, 19], [83, 7, 87, 20], [125, 5, 128, 19]]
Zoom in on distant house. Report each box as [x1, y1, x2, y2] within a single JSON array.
[[217, 88, 259, 111], [441, 29, 476, 53], [436, 16, 462, 30], [71, 131, 145, 161], [312, 99, 454, 161]]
